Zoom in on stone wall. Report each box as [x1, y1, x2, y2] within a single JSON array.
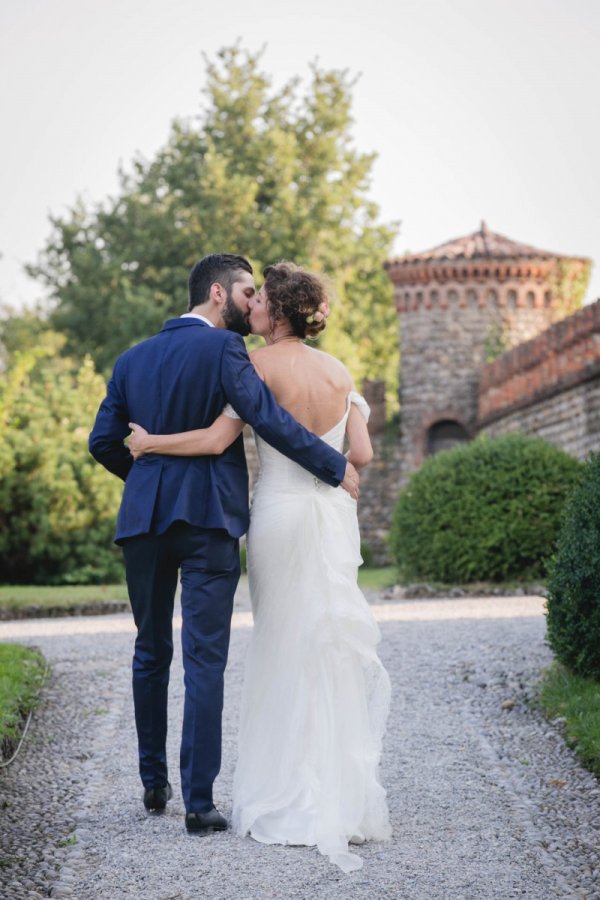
[[392, 273, 559, 472], [478, 299, 600, 459], [354, 428, 404, 565], [479, 380, 600, 460]]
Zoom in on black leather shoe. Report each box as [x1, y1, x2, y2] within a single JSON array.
[[143, 781, 173, 812], [185, 807, 228, 834]]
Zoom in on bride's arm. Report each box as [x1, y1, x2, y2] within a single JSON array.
[[345, 404, 373, 469], [128, 413, 245, 459]]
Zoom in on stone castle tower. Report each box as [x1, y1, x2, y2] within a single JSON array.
[[384, 222, 589, 472]]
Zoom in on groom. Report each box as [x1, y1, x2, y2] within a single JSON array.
[[89, 253, 358, 834]]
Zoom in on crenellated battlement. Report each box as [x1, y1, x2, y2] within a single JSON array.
[[479, 298, 600, 422], [393, 280, 557, 313], [386, 222, 591, 474], [387, 257, 563, 290]]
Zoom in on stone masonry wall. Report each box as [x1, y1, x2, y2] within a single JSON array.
[[354, 429, 404, 565], [478, 299, 600, 459], [479, 379, 600, 460], [396, 284, 556, 471]]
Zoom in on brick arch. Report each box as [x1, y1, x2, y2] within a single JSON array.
[[415, 410, 474, 466]]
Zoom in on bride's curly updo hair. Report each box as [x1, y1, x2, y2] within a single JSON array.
[[262, 262, 331, 340]]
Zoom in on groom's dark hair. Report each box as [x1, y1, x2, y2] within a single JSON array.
[[188, 254, 253, 310]]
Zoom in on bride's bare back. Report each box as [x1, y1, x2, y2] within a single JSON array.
[[251, 341, 353, 437]]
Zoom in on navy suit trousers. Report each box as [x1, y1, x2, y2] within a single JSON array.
[[122, 522, 240, 813]]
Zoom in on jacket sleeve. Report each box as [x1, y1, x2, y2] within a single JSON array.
[[220, 334, 347, 487], [88, 357, 134, 481]]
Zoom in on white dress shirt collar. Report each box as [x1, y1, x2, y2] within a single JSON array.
[[180, 313, 215, 327]]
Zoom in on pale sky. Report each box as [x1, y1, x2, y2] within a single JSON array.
[[1, 0, 599, 310]]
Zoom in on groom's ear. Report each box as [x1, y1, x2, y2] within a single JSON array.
[[210, 282, 225, 307]]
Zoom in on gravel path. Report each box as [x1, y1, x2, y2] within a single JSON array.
[[1, 585, 599, 899]]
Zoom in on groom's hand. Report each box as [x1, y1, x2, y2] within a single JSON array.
[[340, 461, 360, 500]]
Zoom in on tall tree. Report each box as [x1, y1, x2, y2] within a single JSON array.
[[30, 46, 399, 409]]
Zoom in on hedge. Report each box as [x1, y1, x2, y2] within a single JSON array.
[[546, 453, 600, 680], [390, 433, 583, 584]]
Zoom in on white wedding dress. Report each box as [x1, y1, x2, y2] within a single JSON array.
[[230, 393, 392, 873]]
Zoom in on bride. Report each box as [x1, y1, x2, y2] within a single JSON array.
[[128, 262, 392, 872]]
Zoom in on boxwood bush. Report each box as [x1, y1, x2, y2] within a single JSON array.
[[546, 453, 600, 680], [390, 433, 583, 584]]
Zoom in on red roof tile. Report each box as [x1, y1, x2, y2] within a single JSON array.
[[388, 222, 576, 265]]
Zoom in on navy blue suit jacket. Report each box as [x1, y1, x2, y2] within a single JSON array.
[[89, 318, 347, 543]]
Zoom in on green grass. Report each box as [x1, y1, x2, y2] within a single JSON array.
[[356, 569, 545, 595], [0, 644, 46, 745], [241, 563, 397, 591], [357, 566, 397, 591], [58, 835, 78, 847], [0, 584, 128, 616], [537, 662, 600, 777]]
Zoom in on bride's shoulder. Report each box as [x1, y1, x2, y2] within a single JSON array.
[[249, 345, 271, 380], [311, 346, 353, 385], [309, 344, 347, 371], [249, 345, 270, 363]]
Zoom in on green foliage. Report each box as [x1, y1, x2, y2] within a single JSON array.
[[360, 542, 374, 567], [29, 46, 399, 411], [0, 306, 50, 368], [0, 333, 123, 584], [538, 662, 600, 775], [0, 644, 46, 743], [552, 258, 592, 318], [483, 319, 508, 363], [389, 433, 583, 584], [357, 565, 397, 591], [546, 453, 600, 679]]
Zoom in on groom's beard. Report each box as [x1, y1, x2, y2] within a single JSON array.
[[222, 293, 250, 336]]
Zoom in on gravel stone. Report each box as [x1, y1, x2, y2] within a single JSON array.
[[1, 586, 598, 898]]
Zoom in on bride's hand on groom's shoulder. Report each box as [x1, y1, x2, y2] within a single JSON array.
[[128, 423, 149, 460], [340, 461, 360, 501]]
